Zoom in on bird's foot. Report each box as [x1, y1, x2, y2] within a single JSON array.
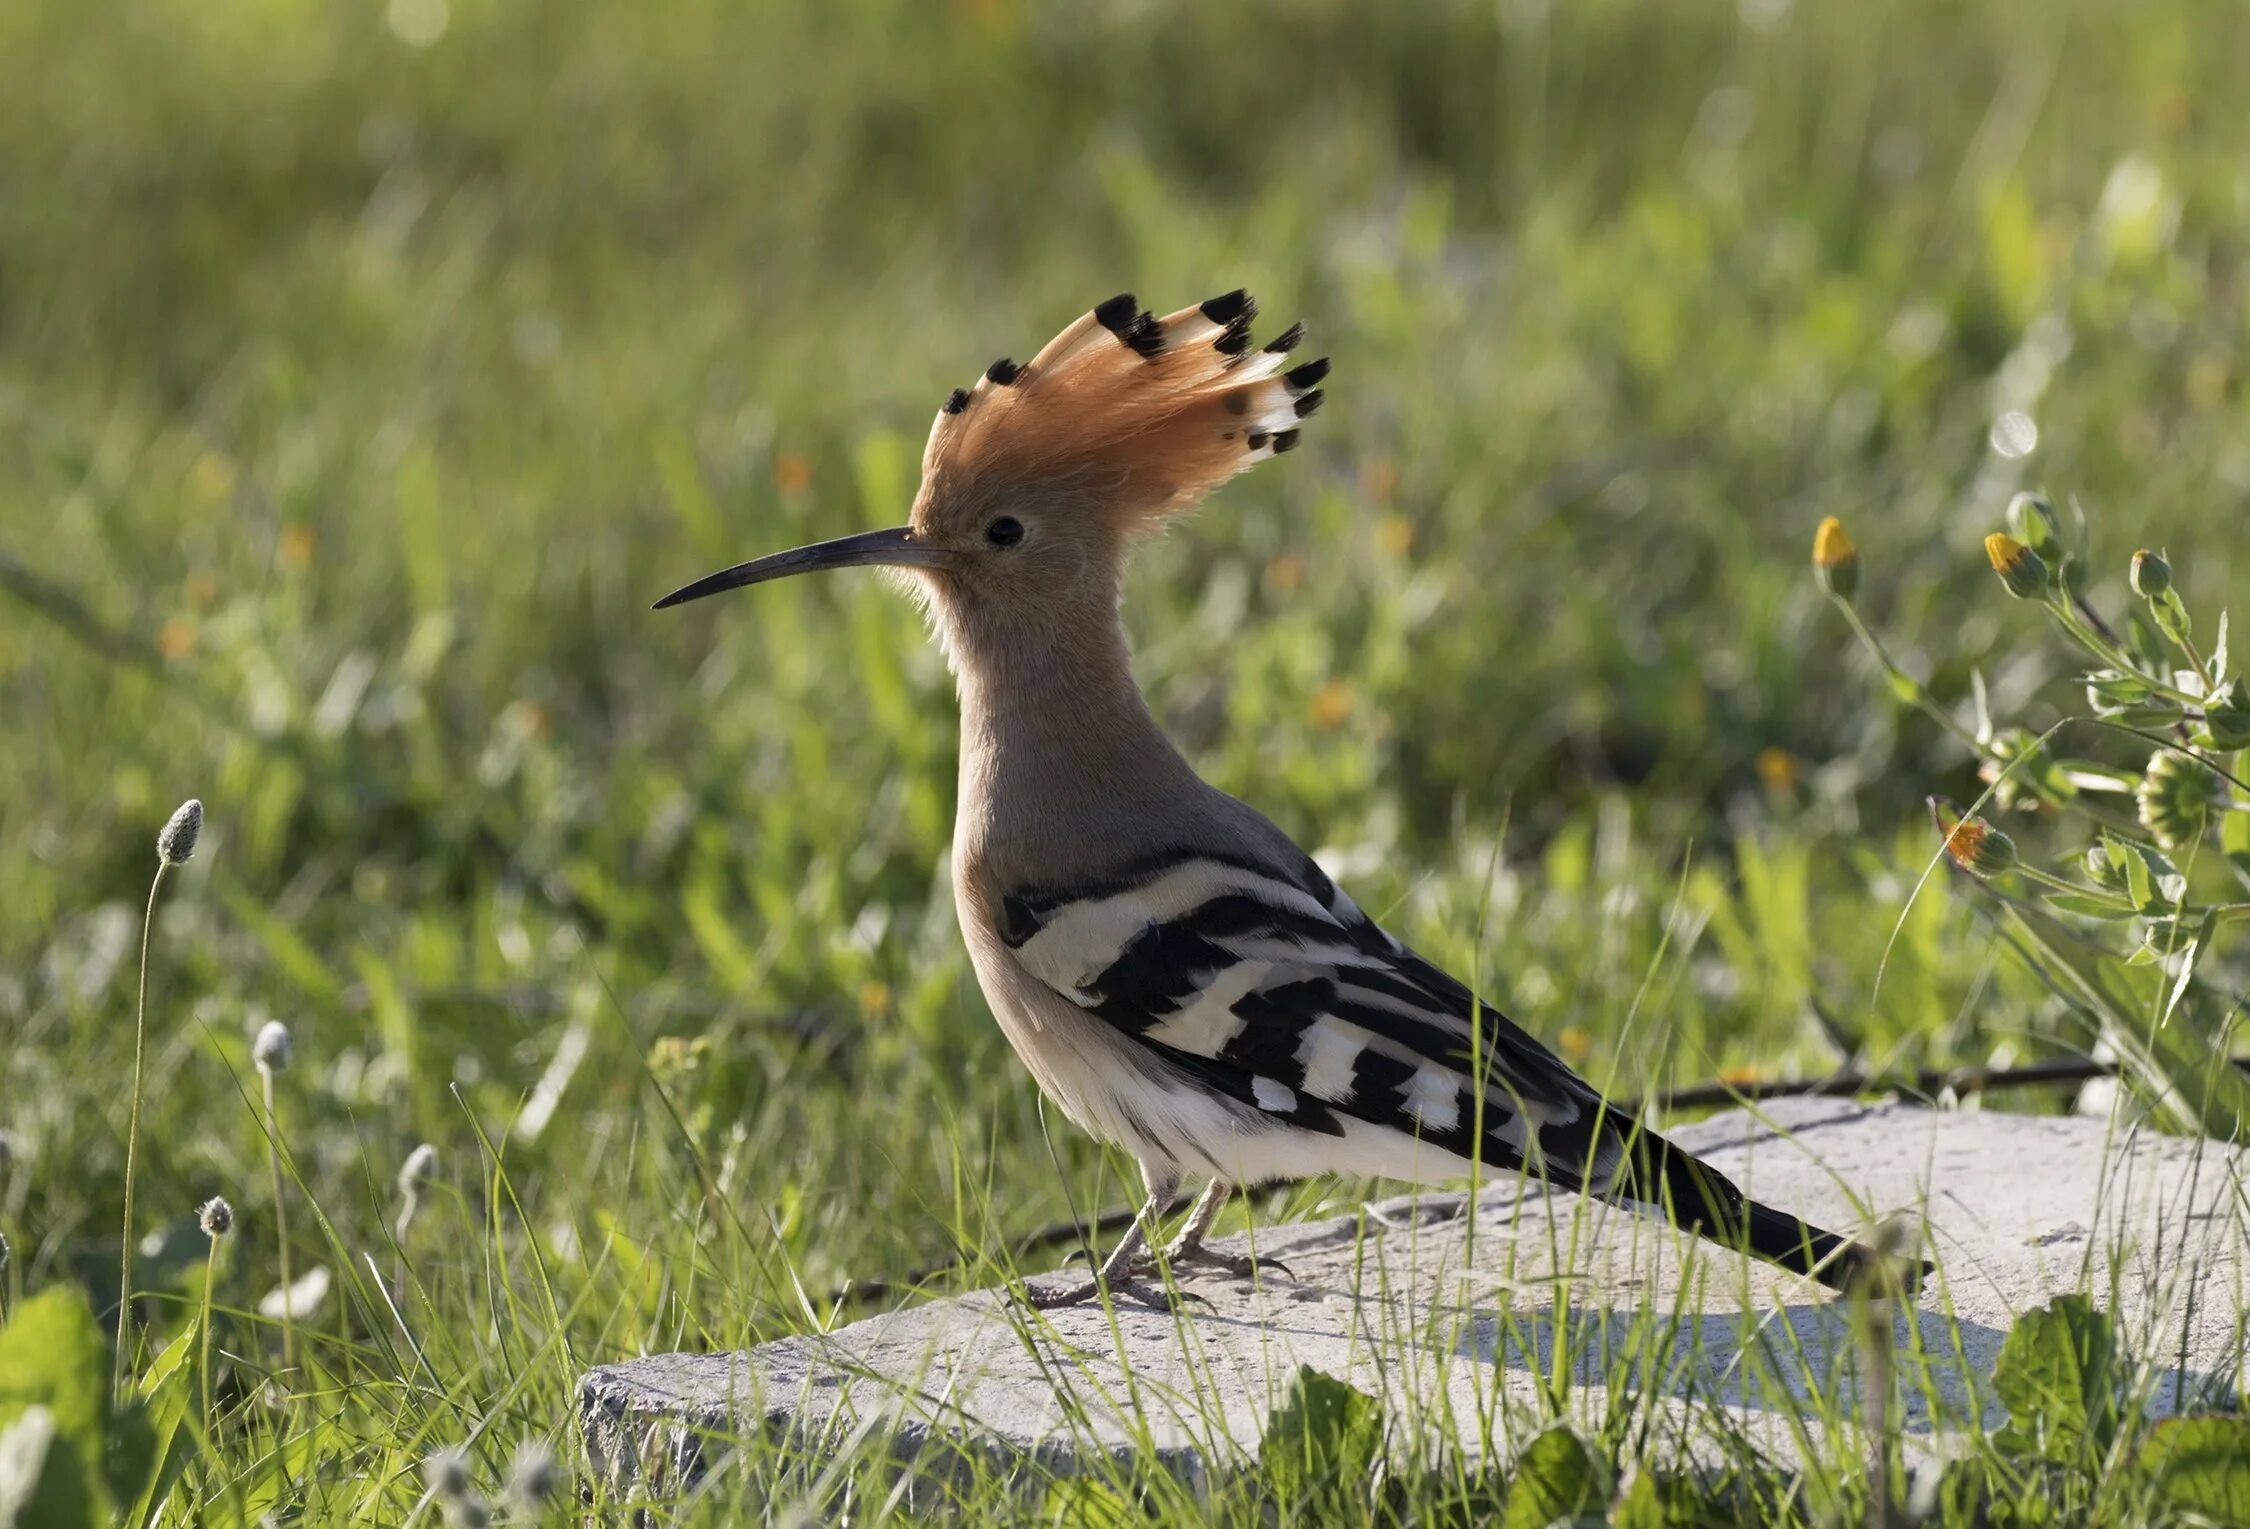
[[1020, 1263, 1213, 1313], [1165, 1242, 1297, 1285]]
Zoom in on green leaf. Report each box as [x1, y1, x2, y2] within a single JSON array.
[[2160, 910, 2217, 1028], [2224, 808, 2250, 885], [0, 1288, 125, 1528], [1503, 1426, 1607, 1529], [1993, 1295, 2120, 1463], [2041, 893, 2139, 920], [1985, 888, 2250, 1136], [1611, 1467, 1715, 1529], [2131, 1415, 2250, 1524], [1040, 1479, 1140, 1529], [2153, 589, 2195, 650], [1258, 1367, 1383, 1507], [2121, 840, 2154, 911]]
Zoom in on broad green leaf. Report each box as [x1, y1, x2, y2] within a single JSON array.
[[0, 1288, 117, 1528], [2131, 1415, 2250, 1524], [126, 1327, 196, 1526], [134, 1330, 193, 1404], [1993, 1295, 2119, 1463], [1502, 1426, 1606, 1529], [1258, 1367, 1383, 1506], [1611, 1466, 1716, 1528], [0, 1407, 66, 1529]]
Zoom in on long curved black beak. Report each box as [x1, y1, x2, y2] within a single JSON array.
[[651, 526, 948, 610]]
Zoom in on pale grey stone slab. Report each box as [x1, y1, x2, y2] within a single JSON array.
[[578, 1100, 2249, 1492]]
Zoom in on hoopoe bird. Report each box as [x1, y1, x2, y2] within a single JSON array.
[[657, 291, 1923, 1306]]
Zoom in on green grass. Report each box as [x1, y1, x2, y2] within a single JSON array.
[[2, 0, 2248, 1520]]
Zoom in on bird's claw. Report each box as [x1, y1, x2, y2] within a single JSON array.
[[1019, 1270, 1213, 1314], [1168, 1245, 1297, 1284]]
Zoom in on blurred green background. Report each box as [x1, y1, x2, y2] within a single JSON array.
[[1, 0, 2247, 1505]]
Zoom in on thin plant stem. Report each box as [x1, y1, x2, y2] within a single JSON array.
[[198, 1236, 219, 1435], [263, 1069, 295, 1375], [1860, 1291, 1895, 1529], [118, 859, 171, 1396]]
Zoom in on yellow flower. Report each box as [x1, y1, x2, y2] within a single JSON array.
[[1755, 746, 1799, 797], [1943, 814, 2017, 875], [1556, 1026, 1591, 1063], [1308, 679, 1356, 730], [1984, 533, 2048, 599], [1811, 517, 1860, 598], [772, 453, 813, 496]]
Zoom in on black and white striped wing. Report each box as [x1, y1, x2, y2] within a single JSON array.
[[996, 846, 1625, 1189]]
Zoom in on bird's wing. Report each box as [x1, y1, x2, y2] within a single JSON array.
[[997, 843, 1918, 1294], [997, 845, 1629, 1190]]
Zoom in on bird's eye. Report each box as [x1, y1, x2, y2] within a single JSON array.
[[985, 516, 1026, 549]]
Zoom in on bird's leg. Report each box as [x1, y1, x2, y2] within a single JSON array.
[[1024, 1166, 1182, 1309], [1161, 1180, 1297, 1283]]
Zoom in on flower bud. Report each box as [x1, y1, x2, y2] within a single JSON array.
[[1944, 815, 2018, 876], [199, 1196, 234, 1238], [425, 1448, 473, 1501], [2137, 750, 2226, 852], [1812, 516, 1861, 599], [252, 1020, 293, 1075], [506, 1441, 560, 1512], [2084, 842, 2128, 891], [2005, 492, 2062, 557], [1984, 533, 2048, 599], [157, 799, 203, 866], [2129, 548, 2172, 599]]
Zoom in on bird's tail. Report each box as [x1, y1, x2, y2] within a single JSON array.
[[1606, 1125, 1928, 1295]]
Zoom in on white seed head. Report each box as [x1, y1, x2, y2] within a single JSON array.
[[441, 1494, 490, 1529], [198, 1196, 234, 1237], [253, 1020, 293, 1074], [157, 799, 204, 865], [505, 1440, 560, 1510], [424, 1446, 473, 1500], [398, 1143, 440, 1195]]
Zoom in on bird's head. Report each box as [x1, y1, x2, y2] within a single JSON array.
[[653, 291, 1329, 648]]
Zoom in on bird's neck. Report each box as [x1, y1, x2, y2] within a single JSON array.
[[943, 600, 1200, 882]]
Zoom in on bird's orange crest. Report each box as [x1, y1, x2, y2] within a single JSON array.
[[913, 291, 1330, 537]]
